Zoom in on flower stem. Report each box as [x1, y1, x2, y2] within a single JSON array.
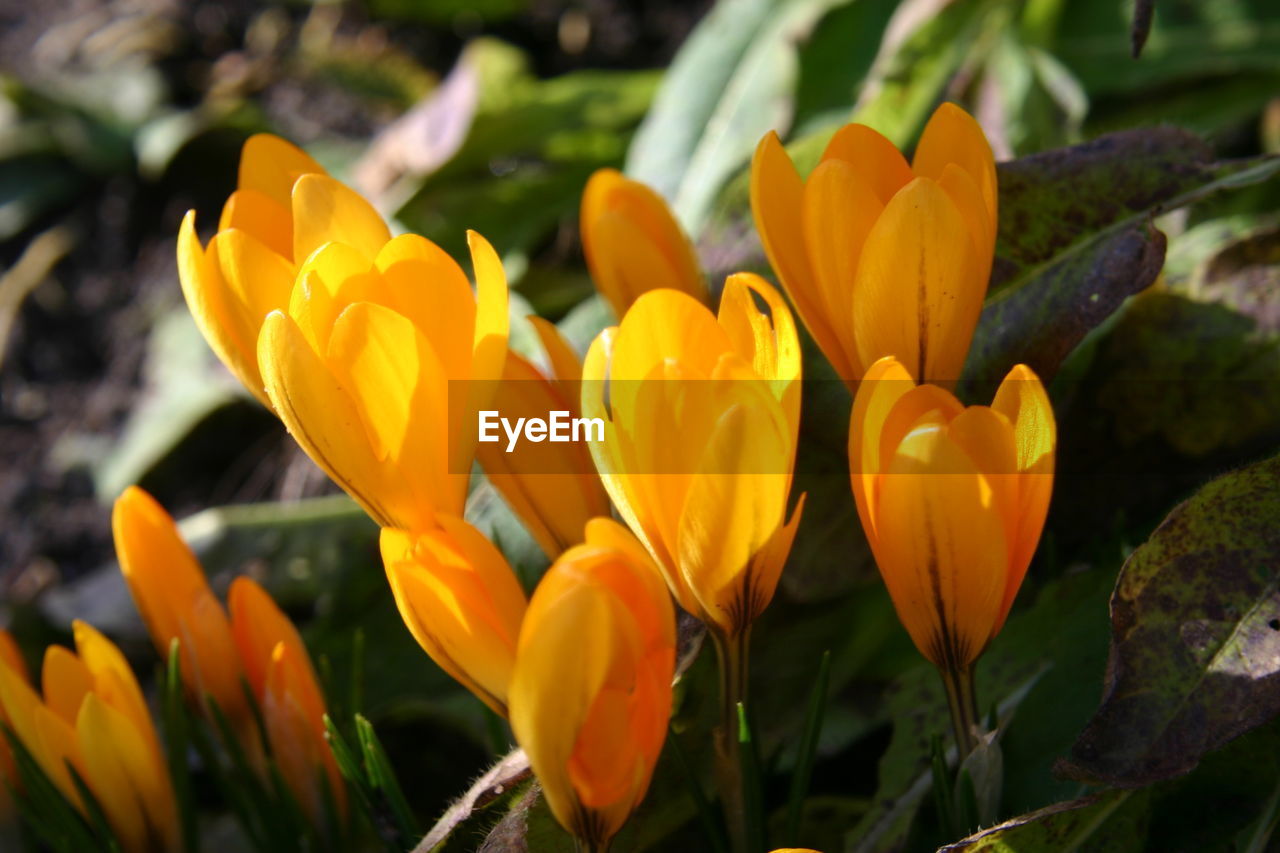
[[711, 628, 751, 853], [574, 837, 610, 853], [939, 663, 980, 760]]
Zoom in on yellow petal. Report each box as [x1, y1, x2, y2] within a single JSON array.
[[991, 364, 1055, 629], [78, 692, 179, 853], [911, 102, 998, 236], [374, 233, 476, 381], [211, 226, 295, 358], [0, 655, 85, 809], [177, 211, 272, 407], [381, 519, 528, 716], [800, 159, 885, 381], [675, 398, 793, 634], [750, 132, 846, 377], [258, 311, 409, 528], [821, 122, 915, 204], [218, 188, 292, 259], [529, 315, 584, 401], [851, 177, 979, 385], [291, 174, 391, 265], [935, 162, 994, 293], [288, 241, 388, 353], [328, 301, 450, 527], [875, 424, 1008, 669], [238, 134, 325, 212]]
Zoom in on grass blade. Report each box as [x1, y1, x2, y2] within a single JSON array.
[[784, 649, 830, 845]]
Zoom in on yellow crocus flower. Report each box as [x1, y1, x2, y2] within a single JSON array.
[[849, 356, 1054, 751], [257, 229, 509, 530], [477, 318, 612, 557], [380, 516, 529, 717], [581, 274, 804, 639], [112, 486, 249, 728], [0, 623, 179, 852], [580, 168, 709, 318], [508, 518, 675, 852], [751, 102, 997, 386]]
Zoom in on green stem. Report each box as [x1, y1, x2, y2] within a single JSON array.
[[940, 663, 980, 761], [574, 837, 611, 853], [712, 629, 751, 853]]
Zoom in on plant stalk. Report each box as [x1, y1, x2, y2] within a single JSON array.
[[712, 628, 751, 853], [940, 662, 980, 760]]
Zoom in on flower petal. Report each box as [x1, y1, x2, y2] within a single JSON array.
[[911, 102, 997, 235], [291, 174, 391, 266], [821, 122, 914, 204]]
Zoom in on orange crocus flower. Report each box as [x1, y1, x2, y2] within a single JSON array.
[[849, 356, 1054, 719], [508, 518, 675, 851], [751, 103, 997, 386], [581, 168, 709, 318]]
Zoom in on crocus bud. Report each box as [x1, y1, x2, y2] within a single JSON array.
[[849, 356, 1055, 669], [582, 274, 804, 639], [258, 230, 509, 529], [751, 102, 997, 386], [111, 486, 249, 727], [580, 168, 708, 318], [508, 518, 675, 850], [381, 516, 529, 717]]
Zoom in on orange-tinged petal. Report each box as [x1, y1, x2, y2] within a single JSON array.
[[262, 642, 344, 826], [238, 134, 326, 212], [529, 315, 584, 401], [258, 311, 408, 528], [0, 660, 84, 809], [875, 424, 1008, 669], [228, 577, 315, 700], [0, 631, 27, 684], [41, 646, 91, 725], [374, 234, 476, 382], [291, 174, 391, 266], [851, 177, 979, 385], [381, 520, 528, 717], [177, 211, 273, 407], [111, 487, 248, 724], [991, 364, 1056, 629], [876, 383, 965, 475], [800, 159, 884, 380], [848, 356, 917, 546], [218, 188, 292, 259], [750, 132, 847, 379], [822, 122, 915, 204], [911, 102, 998, 235]]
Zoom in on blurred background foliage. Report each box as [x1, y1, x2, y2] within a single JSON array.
[[1, 0, 1279, 851]]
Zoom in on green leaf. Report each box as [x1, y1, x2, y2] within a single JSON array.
[[356, 715, 421, 842], [965, 130, 1280, 388], [1058, 452, 1280, 787], [624, 0, 851, 237]]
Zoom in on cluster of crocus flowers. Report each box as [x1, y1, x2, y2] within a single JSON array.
[[849, 356, 1055, 753], [0, 621, 179, 852], [475, 319, 612, 558], [509, 519, 675, 852], [112, 486, 344, 824], [751, 102, 997, 386], [580, 168, 709, 318]]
